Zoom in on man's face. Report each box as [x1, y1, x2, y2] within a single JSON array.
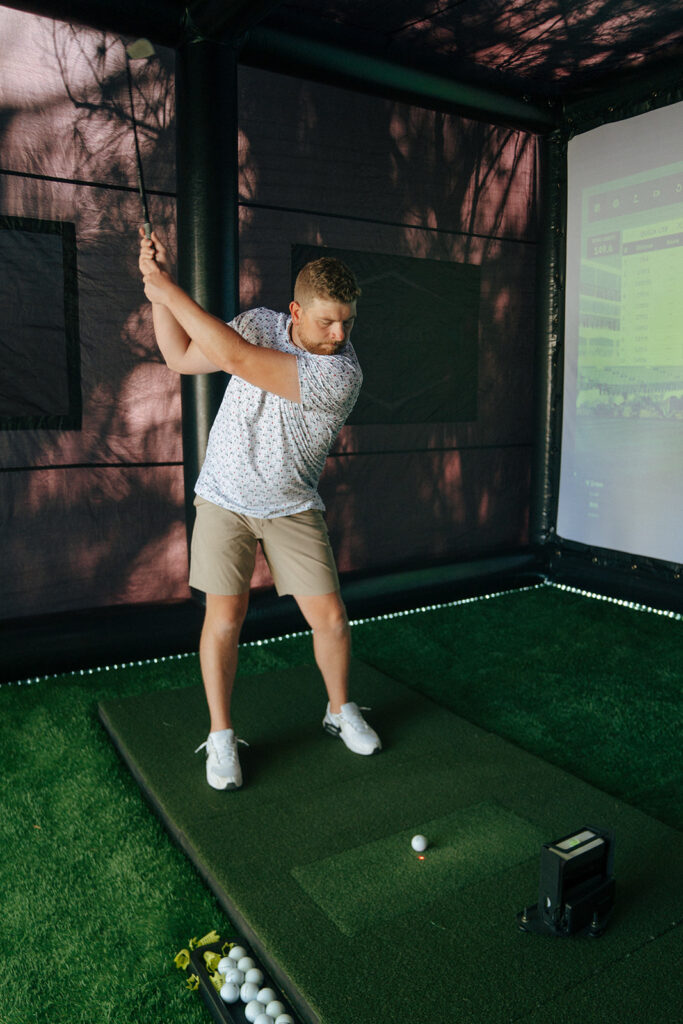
[[289, 296, 357, 356]]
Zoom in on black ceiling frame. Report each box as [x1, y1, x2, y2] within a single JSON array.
[[238, 23, 557, 132], [5, 2, 683, 135], [4, 0, 558, 132], [6, 2, 683, 134], [184, 0, 286, 43]]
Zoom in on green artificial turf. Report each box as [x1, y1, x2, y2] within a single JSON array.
[[97, 658, 683, 1024], [292, 802, 548, 936], [0, 583, 680, 1024], [352, 584, 683, 830], [0, 655, 228, 1024]]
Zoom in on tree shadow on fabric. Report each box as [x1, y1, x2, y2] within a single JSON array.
[[0, 18, 185, 619]]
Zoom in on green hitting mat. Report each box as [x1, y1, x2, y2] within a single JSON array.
[[98, 661, 683, 1024]]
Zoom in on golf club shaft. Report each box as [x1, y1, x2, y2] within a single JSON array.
[[125, 59, 152, 238]]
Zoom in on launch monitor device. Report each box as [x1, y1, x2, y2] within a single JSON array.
[[517, 825, 615, 937]]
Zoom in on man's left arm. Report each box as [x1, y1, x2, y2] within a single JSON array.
[[141, 262, 301, 402]]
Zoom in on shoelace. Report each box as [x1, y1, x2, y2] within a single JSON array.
[[340, 705, 373, 731], [194, 736, 249, 760]]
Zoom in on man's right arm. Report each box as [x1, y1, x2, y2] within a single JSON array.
[[139, 230, 221, 375], [140, 235, 301, 401]]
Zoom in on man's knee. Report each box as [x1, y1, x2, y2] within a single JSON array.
[[203, 593, 250, 637], [297, 592, 349, 634], [318, 612, 349, 639]]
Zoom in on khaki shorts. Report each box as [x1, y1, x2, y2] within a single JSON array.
[[189, 496, 340, 596]]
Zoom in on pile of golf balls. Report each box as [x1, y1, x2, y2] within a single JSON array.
[[217, 944, 295, 1024]]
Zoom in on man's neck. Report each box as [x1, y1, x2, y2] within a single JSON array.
[[288, 320, 303, 350]]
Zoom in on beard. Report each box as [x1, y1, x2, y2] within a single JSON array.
[[291, 325, 346, 356]]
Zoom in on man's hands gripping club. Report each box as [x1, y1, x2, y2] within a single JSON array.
[[137, 228, 300, 400], [138, 227, 173, 294]]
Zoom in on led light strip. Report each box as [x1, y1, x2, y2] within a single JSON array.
[[547, 581, 682, 620], [4, 579, 678, 688], [346, 582, 545, 627], [5, 649, 197, 687]]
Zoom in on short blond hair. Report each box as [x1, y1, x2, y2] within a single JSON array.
[[294, 257, 361, 308]]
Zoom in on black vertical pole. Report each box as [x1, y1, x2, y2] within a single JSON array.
[[530, 129, 567, 559], [175, 37, 239, 556]]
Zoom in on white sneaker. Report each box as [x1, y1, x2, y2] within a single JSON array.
[[195, 730, 245, 790], [322, 702, 381, 755]]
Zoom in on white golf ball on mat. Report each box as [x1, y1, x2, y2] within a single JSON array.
[[229, 945, 248, 961], [267, 1000, 286, 1017], [219, 982, 240, 1003], [238, 956, 256, 972], [254, 1015, 273, 1024], [217, 956, 233, 974], [411, 834, 428, 852], [245, 967, 265, 986], [275, 1015, 295, 1024]]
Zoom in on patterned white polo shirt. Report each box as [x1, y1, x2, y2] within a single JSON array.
[[195, 307, 362, 518]]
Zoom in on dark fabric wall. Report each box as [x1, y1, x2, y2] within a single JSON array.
[[0, 9, 186, 620], [235, 67, 540, 586], [0, 7, 540, 621]]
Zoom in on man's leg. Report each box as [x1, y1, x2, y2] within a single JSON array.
[[294, 591, 350, 713], [199, 591, 250, 731], [264, 512, 380, 754], [295, 591, 381, 755], [189, 501, 257, 789]]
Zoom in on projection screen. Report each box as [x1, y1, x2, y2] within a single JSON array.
[[557, 101, 683, 565]]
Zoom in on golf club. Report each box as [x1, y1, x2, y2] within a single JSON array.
[[124, 37, 156, 239]]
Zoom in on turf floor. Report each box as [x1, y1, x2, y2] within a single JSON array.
[[99, 657, 683, 1024], [2, 583, 681, 1024]]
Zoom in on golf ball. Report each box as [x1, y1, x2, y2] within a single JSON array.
[[219, 982, 240, 1003], [267, 1000, 286, 1017], [275, 1015, 295, 1024], [240, 982, 260, 1003], [254, 1015, 273, 1024], [245, 1001, 264, 1023], [238, 956, 256, 972], [229, 945, 248, 962], [245, 967, 265, 986], [411, 834, 428, 852], [223, 967, 245, 986], [217, 956, 233, 974], [257, 987, 278, 1005]]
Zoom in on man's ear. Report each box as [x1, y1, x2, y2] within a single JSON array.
[[289, 300, 302, 324]]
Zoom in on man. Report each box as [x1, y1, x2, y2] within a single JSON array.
[[138, 230, 381, 791]]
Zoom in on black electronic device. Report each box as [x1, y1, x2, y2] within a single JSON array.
[[517, 825, 615, 937]]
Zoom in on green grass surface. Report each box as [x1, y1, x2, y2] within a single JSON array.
[[0, 655, 226, 1024], [0, 583, 680, 1024], [98, 659, 682, 1024], [353, 584, 682, 830], [292, 802, 548, 935]]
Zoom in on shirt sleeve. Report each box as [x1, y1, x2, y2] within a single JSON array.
[[227, 308, 264, 342], [297, 350, 363, 417]]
